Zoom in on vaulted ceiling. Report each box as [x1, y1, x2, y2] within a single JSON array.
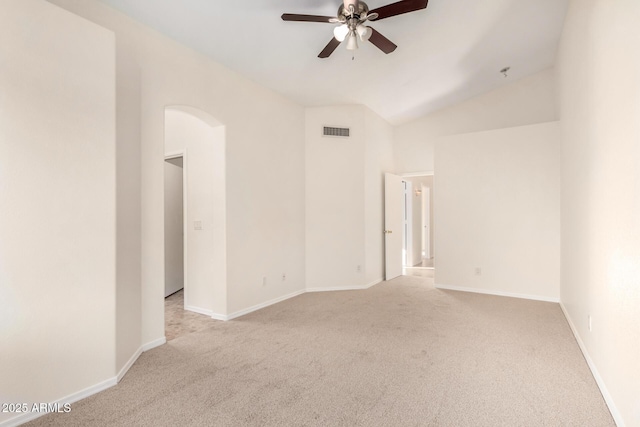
[[95, 0, 568, 125]]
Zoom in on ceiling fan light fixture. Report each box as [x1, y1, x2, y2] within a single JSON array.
[[282, 0, 429, 58], [356, 25, 371, 41], [334, 24, 349, 42], [346, 32, 358, 50]]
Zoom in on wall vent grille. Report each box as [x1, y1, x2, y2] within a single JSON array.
[[323, 126, 350, 138]]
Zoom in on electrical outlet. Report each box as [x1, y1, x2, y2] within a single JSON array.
[[262, 276, 267, 287], [474, 267, 482, 276], [588, 315, 592, 332], [282, 273, 286, 281], [357, 265, 361, 272], [194, 220, 202, 230]]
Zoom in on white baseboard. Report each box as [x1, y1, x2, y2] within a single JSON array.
[[307, 278, 383, 293], [116, 346, 142, 383], [306, 286, 367, 292], [141, 337, 166, 352], [215, 280, 384, 321], [0, 377, 117, 427], [1, 334, 172, 427], [210, 312, 227, 321], [560, 303, 624, 427], [435, 283, 560, 303], [225, 289, 307, 321], [117, 336, 166, 384], [185, 305, 213, 317], [365, 278, 383, 289]]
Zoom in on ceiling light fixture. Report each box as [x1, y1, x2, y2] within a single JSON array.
[[338, 3, 375, 53], [333, 24, 349, 42], [282, 0, 431, 58], [356, 24, 372, 42], [346, 32, 359, 50]]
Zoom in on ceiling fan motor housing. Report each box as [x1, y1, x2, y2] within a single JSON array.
[[338, 1, 369, 24]]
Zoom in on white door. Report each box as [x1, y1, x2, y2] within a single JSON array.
[[385, 173, 404, 280]]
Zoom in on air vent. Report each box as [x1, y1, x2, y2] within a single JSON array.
[[323, 126, 350, 138]]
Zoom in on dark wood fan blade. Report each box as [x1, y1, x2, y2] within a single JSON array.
[[369, 0, 428, 21], [318, 38, 341, 58], [368, 28, 397, 54], [281, 13, 335, 23]]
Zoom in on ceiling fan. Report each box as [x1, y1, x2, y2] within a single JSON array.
[[281, 0, 429, 58]]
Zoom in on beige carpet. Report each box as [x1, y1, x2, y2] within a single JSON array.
[[28, 276, 614, 426], [165, 289, 214, 341]]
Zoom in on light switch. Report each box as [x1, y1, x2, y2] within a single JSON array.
[[194, 221, 202, 230]]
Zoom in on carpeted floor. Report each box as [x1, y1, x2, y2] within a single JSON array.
[[165, 289, 214, 341], [28, 276, 614, 426]]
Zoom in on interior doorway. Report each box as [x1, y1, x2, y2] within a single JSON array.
[[401, 173, 434, 274], [161, 106, 227, 341], [163, 153, 191, 341], [384, 172, 434, 281], [164, 155, 185, 298]]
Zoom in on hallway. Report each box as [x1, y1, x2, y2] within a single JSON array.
[[165, 290, 215, 341]]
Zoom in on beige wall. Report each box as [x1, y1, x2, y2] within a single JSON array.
[[434, 122, 561, 301], [49, 0, 307, 335], [0, 1, 116, 423], [394, 68, 558, 174], [111, 1, 142, 378], [557, 0, 640, 425]]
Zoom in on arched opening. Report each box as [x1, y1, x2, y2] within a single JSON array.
[[163, 106, 227, 340]]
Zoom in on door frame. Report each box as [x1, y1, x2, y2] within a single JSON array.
[[165, 149, 188, 309]]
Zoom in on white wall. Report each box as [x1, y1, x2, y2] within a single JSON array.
[[434, 122, 561, 301], [364, 108, 395, 285], [164, 158, 184, 297], [557, 0, 640, 424], [49, 0, 306, 334], [0, 0, 116, 423], [394, 68, 558, 174], [164, 108, 226, 316], [306, 106, 366, 289], [306, 105, 393, 290]]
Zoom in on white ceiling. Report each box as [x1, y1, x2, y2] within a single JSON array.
[[95, 0, 568, 125]]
